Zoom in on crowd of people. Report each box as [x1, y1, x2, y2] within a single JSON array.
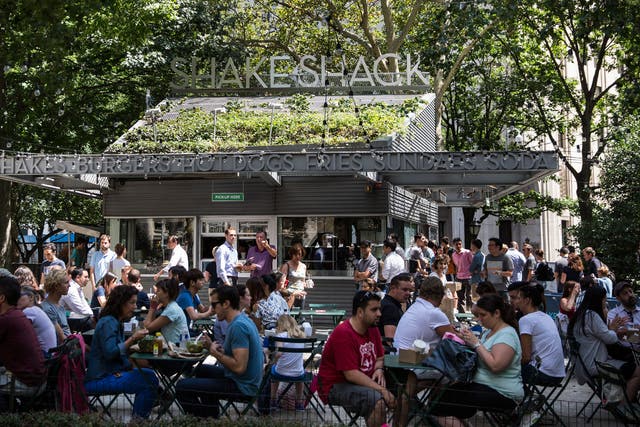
[[1, 229, 639, 427]]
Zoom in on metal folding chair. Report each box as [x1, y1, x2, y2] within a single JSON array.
[[595, 361, 640, 426], [568, 335, 603, 421], [268, 336, 325, 419], [218, 360, 272, 418]]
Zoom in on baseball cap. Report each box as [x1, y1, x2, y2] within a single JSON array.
[[614, 281, 633, 297], [359, 240, 372, 248], [558, 247, 569, 255]]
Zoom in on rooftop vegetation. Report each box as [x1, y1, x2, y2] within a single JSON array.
[[108, 95, 424, 153]]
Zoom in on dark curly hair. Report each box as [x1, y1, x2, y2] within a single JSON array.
[[100, 285, 138, 320]]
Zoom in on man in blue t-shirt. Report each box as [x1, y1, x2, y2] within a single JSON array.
[[176, 286, 264, 417]]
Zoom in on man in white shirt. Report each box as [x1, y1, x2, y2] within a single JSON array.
[[608, 281, 640, 331], [216, 227, 242, 286], [381, 239, 406, 284], [393, 276, 455, 426], [154, 235, 189, 281], [89, 234, 116, 291], [60, 268, 95, 331]]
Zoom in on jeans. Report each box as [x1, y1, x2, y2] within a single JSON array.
[[176, 365, 242, 418], [85, 369, 158, 419]]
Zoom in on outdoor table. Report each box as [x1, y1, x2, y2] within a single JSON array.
[[289, 308, 346, 328], [384, 354, 447, 425], [130, 349, 207, 419]]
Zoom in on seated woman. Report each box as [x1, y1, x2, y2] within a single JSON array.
[[569, 286, 640, 402], [256, 273, 290, 331], [17, 286, 57, 356], [431, 294, 524, 426], [176, 269, 212, 325], [517, 283, 565, 385], [143, 278, 189, 345], [40, 269, 71, 345], [560, 280, 580, 319], [84, 285, 158, 419], [90, 272, 119, 309]]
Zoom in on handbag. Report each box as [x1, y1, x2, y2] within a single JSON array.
[[422, 337, 478, 383]]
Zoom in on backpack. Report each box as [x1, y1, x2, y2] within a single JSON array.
[[55, 334, 89, 414], [422, 337, 478, 383], [535, 262, 554, 281]]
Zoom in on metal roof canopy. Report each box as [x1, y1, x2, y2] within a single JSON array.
[[54, 220, 102, 238], [0, 150, 559, 208]]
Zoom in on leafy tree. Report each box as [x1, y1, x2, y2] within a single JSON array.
[[11, 187, 103, 263], [497, 0, 640, 246], [574, 118, 640, 281], [0, 0, 231, 267]]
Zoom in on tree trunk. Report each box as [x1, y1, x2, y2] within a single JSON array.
[[576, 174, 594, 246], [0, 181, 13, 268]]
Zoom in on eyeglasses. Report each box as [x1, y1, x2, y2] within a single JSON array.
[[210, 300, 220, 307]]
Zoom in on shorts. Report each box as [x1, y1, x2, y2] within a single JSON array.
[[328, 382, 383, 417]]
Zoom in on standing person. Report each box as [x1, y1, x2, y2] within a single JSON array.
[[469, 239, 485, 299], [582, 247, 602, 277], [432, 294, 523, 425], [154, 235, 189, 282], [596, 266, 614, 298], [482, 237, 514, 294], [506, 241, 526, 282], [110, 243, 130, 276], [216, 227, 242, 287], [70, 238, 86, 268], [380, 239, 406, 284], [387, 232, 406, 259], [17, 286, 57, 356], [522, 244, 536, 282], [318, 291, 395, 427], [354, 240, 378, 291], [40, 269, 71, 345], [378, 273, 413, 339], [554, 247, 570, 293], [40, 243, 66, 286], [561, 253, 584, 286], [176, 285, 264, 418], [440, 237, 456, 281], [407, 234, 429, 284], [452, 237, 473, 313], [90, 234, 116, 292], [84, 285, 158, 420], [0, 275, 46, 408], [533, 249, 556, 292], [204, 246, 218, 289], [279, 245, 308, 309], [244, 231, 277, 279]]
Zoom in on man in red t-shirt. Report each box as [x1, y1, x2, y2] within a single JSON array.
[[0, 275, 46, 408], [318, 290, 395, 426]]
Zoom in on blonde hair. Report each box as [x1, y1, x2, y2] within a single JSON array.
[[275, 314, 305, 338], [44, 269, 68, 294]]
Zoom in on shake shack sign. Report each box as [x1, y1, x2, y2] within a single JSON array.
[[170, 54, 429, 90]]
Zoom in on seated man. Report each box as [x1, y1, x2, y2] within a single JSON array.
[[607, 281, 640, 354], [176, 286, 264, 418], [318, 290, 395, 427], [378, 273, 413, 339], [0, 275, 46, 409], [393, 276, 455, 426]]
